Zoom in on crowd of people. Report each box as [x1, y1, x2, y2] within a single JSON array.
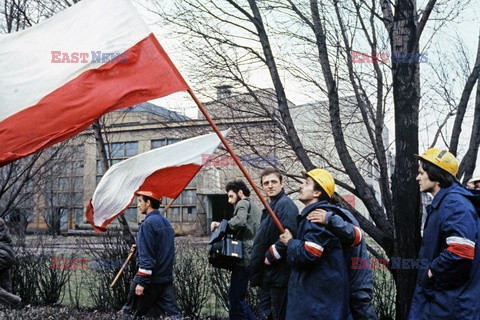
[[117, 147, 480, 320]]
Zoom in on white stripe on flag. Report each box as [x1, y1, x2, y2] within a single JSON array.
[[0, 0, 149, 120]]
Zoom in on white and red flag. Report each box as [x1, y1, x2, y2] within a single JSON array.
[[86, 130, 229, 232], [0, 0, 189, 166]]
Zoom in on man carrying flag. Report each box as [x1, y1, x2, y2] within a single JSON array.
[[119, 190, 180, 319]]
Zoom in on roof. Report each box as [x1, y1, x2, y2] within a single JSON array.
[[126, 102, 191, 121]]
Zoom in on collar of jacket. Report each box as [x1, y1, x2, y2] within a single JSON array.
[[300, 200, 330, 218], [144, 209, 161, 220], [430, 182, 473, 209], [269, 188, 286, 206]]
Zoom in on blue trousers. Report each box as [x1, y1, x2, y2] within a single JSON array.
[[229, 265, 255, 320], [258, 285, 287, 320]]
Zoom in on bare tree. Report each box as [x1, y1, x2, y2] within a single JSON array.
[[151, 0, 478, 318]]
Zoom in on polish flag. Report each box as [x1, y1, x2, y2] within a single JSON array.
[[86, 130, 229, 232], [0, 0, 189, 166]]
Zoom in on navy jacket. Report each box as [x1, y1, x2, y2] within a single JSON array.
[[409, 183, 480, 319], [320, 204, 374, 296], [249, 189, 298, 287], [286, 201, 352, 320], [134, 210, 176, 287]]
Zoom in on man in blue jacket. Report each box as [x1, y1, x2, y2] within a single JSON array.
[[249, 168, 298, 320], [307, 198, 377, 320], [120, 190, 180, 319], [409, 148, 480, 319], [279, 169, 352, 319]]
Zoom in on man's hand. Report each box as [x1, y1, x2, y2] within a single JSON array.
[[428, 269, 433, 279], [210, 221, 220, 231], [264, 257, 271, 265], [280, 229, 292, 245], [135, 284, 144, 296], [307, 209, 327, 225]]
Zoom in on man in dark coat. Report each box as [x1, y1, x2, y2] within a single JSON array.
[[280, 169, 352, 320], [120, 190, 180, 319], [307, 202, 377, 319], [409, 148, 480, 319], [249, 169, 298, 320]]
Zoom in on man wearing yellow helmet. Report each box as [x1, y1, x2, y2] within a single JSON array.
[[279, 169, 353, 319], [409, 148, 480, 319]]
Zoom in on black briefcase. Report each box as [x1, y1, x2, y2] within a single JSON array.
[[209, 234, 243, 270]]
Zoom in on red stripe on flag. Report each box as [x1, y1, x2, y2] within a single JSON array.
[[0, 33, 189, 166], [86, 163, 201, 232]]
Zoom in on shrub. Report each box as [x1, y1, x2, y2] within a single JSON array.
[[79, 231, 136, 311], [11, 236, 72, 305], [373, 265, 396, 320], [174, 240, 210, 319]]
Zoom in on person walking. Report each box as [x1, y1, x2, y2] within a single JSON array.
[[120, 190, 180, 319], [250, 168, 298, 320], [409, 148, 480, 319], [211, 180, 262, 320], [279, 169, 352, 320]]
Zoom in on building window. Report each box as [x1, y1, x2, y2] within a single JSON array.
[[151, 138, 180, 149], [46, 145, 85, 230], [160, 177, 197, 222]]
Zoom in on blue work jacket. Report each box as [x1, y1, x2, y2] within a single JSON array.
[[409, 183, 480, 319], [286, 200, 353, 320]]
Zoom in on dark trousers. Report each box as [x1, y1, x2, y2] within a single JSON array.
[[351, 290, 378, 320], [121, 280, 180, 319], [257, 285, 287, 320], [228, 265, 255, 320]]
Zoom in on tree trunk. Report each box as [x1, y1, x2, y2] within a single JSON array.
[[389, 2, 422, 318], [449, 33, 480, 156], [457, 77, 480, 181], [92, 120, 135, 246]]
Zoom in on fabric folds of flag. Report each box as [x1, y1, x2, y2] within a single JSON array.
[[0, 0, 189, 166], [86, 130, 230, 233]]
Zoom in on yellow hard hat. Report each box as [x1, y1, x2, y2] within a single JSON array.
[[302, 169, 335, 198], [416, 148, 458, 176]]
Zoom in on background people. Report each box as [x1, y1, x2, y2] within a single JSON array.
[[211, 180, 262, 320], [250, 169, 298, 320]]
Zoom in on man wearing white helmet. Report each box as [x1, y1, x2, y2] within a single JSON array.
[[409, 148, 480, 319]]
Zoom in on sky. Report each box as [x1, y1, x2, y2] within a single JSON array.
[[130, 0, 480, 171]]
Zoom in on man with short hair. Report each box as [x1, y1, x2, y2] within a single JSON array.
[[280, 169, 352, 319], [249, 168, 298, 320], [409, 148, 480, 319], [211, 180, 262, 320], [120, 190, 180, 319]]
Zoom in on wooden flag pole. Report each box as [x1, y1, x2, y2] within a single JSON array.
[[187, 90, 285, 233], [110, 244, 136, 288], [110, 197, 177, 288]]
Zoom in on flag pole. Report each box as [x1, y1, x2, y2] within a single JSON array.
[[187, 90, 285, 233]]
